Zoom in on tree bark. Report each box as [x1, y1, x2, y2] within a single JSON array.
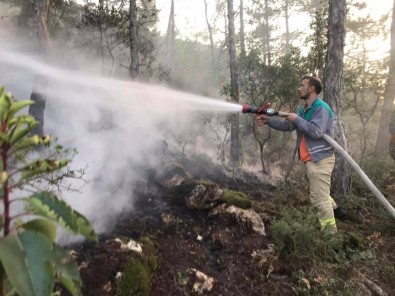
[[239, 0, 246, 57], [98, 0, 105, 70], [203, 0, 217, 81], [226, 0, 240, 163], [374, 0, 395, 155], [29, 0, 51, 136], [166, 0, 175, 74], [129, 0, 139, 79], [324, 0, 351, 199], [264, 0, 271, 65], [390, 110, 395, 160], [284, 0, 290, 55]]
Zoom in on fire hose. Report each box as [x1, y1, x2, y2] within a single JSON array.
[[242, 103, 395, 219]]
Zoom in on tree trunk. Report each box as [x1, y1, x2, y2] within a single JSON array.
[[99, 0, 104, 67], [29, 0, 51, 136], [264, 0, 271, 65], [203, 0, 217, 81], [390, 110, 395, 160], [166, 0, 175, 74], [284, 0, 290, 55], [226, 0, 240, 163], [375, 0, 395, 155], [129, 0, 139, 79], [239, 0, 246, 57], [324, 0, 351, 199]]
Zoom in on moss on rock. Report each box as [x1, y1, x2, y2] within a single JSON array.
[[116, 236, 158, 296], [220, 189, 252, 209]]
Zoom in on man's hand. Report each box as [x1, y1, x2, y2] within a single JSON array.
[[256, 114, 270, 126], [286, 113, 298, 123]]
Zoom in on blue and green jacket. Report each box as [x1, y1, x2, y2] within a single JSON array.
[[267, 98, 334, 162]]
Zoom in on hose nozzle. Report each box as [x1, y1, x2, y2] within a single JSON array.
[[242, 103, 289, 117], [242, 103, 274, 114], [242, 104, 259, 113]]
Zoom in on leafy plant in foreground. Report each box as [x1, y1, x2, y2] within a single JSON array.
[[0, 87, 98, 296]]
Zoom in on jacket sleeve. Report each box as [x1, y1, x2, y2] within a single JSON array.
[[293, 106, 330, 139], [267, 118, 296, 132]]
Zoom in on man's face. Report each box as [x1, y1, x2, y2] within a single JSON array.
[[299, 79, 313, 100]]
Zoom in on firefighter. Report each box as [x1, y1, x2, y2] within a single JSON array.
[[257, 76, 340, 234]]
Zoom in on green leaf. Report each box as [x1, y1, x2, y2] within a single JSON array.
[[0, 132, 8, 142], [0, 171, 8, 184], [20, 219, 57, 242], [7, 100, 34, 119], [19, 159, 69, 180], [0, 92, 12, 121], [25, 192, 98, 242], [0, 265, 14, 296], [8, 114, 37, 128], [9, 121, 39, 145], [0, 231, 55, 296], [13, 135, 53, 153], [50, 245, 81, 296], [12, 135, 40, 152]]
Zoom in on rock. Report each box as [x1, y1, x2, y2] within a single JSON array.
[[155, 162, 191, 188], [227, 206, 266, 236], [114, 238, 143, 253], [191, 268, 215, 295], [185, 183, 223, 210], [212, 204, 266, 236]]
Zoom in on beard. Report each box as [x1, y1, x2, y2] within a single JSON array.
[[299, 93, 308, 100]]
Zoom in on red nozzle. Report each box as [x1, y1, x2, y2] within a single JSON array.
[[242, 102, 272, 113], [242, 104, 253, 113]]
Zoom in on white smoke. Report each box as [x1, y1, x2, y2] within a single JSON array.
[[0, 45, 240, 237]]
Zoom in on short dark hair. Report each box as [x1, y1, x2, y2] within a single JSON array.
[[302, 75, 322, 94]]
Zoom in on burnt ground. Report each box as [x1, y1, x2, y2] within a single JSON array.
[[69, 151, 395, 296]]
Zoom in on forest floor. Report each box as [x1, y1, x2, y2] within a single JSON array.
[[68, 151, 395, 296]]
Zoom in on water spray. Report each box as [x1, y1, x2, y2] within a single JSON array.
[[242, 103, 395, 219]]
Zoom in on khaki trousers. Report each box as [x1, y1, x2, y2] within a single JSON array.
[[305, 155, 337, 234]]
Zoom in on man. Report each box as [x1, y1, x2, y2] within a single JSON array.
[[257, 75, 339, 234]]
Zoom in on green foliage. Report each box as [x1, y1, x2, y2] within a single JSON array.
[[271, 208, 367, 268], [271, 208, 323, 267], [20, 219, 57, 242], [220, 189, 252, 209], [238, 49, 304, 108], [116, 236, 158, 296], [305, 1, 329, 74], [235, 50, 306, 167], [24, 192, 97, 241], [0, 87, 97, 296], [270, 204, 395, 295], [80, 0, 163, 80], [347, 156, 395, 234], [359, 156, 395, 190], [0, 231, 54, 296]]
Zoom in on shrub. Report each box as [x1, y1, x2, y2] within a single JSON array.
[[0, 87, 97, 296]]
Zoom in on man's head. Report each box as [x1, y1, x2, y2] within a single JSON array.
[[299, 75, 322, 100]]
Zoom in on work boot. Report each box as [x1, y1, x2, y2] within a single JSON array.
[[322, 226, 337, 235], [334, 207, 346, 220]]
